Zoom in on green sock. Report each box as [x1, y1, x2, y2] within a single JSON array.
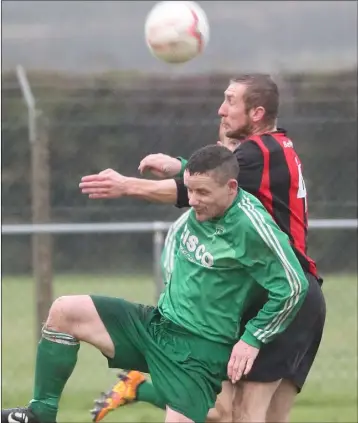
[[29, 329, 80, 423], [137, 380, 166, 410]]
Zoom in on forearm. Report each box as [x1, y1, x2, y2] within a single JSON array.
[[124, 177, 177, 204]]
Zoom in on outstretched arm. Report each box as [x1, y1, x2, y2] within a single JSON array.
[[80, 168, 178, 204]]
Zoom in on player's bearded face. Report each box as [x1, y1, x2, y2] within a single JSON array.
[[184, 171, 237, 221], [225, 113, 254, 141], [218, 83, 255, 141]]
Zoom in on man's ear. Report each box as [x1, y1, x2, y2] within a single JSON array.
[[228, 178, 238, 193], [250, 106, 266, 123]]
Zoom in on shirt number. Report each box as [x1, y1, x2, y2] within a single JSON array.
[[296, 159, 306, 199], [296, 158, 307, 211]]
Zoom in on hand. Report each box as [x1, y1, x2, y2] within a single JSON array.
[[138, 153, 182, 178], [227, 340, 259, 383], [79, 168, 128, 199]]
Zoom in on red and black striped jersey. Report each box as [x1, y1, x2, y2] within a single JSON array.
[[175, 129, 319, 279]]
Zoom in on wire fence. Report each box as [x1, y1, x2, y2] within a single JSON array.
[[2, 69, 357, 275]]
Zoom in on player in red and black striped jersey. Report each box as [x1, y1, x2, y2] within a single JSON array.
[[79, 74, 326, 423], [238, 131, 315, 277], [176, 128, 319, 280]]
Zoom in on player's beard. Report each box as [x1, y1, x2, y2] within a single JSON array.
[[225, 116, 254, 141]]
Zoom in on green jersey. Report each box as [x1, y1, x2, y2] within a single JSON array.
[[158, 189, 309, 348]]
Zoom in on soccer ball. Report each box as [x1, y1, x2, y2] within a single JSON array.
[[144, 1, 209, 64]]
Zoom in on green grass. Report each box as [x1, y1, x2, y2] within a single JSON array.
[[2, 274, 357, 422]]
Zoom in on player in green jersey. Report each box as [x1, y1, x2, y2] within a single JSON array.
[[89, 123, 241, 423], [2, 145, 309, 423]]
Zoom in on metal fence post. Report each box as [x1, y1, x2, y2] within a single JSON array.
[[16, 65, 53, 341], [153, 222, 166, 302]]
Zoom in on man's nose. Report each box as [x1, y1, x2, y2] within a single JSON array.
[[189, 194, 199, 207], [218, 102, 227, 117]]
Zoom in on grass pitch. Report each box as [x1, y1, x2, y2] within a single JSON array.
[[2, 274, 357, 422]]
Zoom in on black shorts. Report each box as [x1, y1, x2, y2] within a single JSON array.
[[242, 271, 326, 392]]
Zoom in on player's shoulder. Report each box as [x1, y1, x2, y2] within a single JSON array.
[[240, 129, 295, 152], [221, 191, 291, 257], [237, 189, 291, 242], [258, 129, 299, 154], [233, 128, 293, 162], [235, 189, 279, 232], [236, 189, 267, 215], [234, 138, 262, 163], [238, 129, 301, 172], [216, 191, 263, 252], [222, 190, 266, 232]]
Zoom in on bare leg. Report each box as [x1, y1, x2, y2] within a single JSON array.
[[232, 380, 281, 423], [206, 381, 234, 422], [266, 379, 297, 423], [165, 406, 194, 423]]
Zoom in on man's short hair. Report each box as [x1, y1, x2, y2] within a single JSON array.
[[186, 145, 239, 185], [231, 73, 279, 125]]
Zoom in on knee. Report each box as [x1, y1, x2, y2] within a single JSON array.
[[46, 295, 82, 333]]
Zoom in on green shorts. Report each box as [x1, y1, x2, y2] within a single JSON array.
[[90, 295, 231, 422]]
